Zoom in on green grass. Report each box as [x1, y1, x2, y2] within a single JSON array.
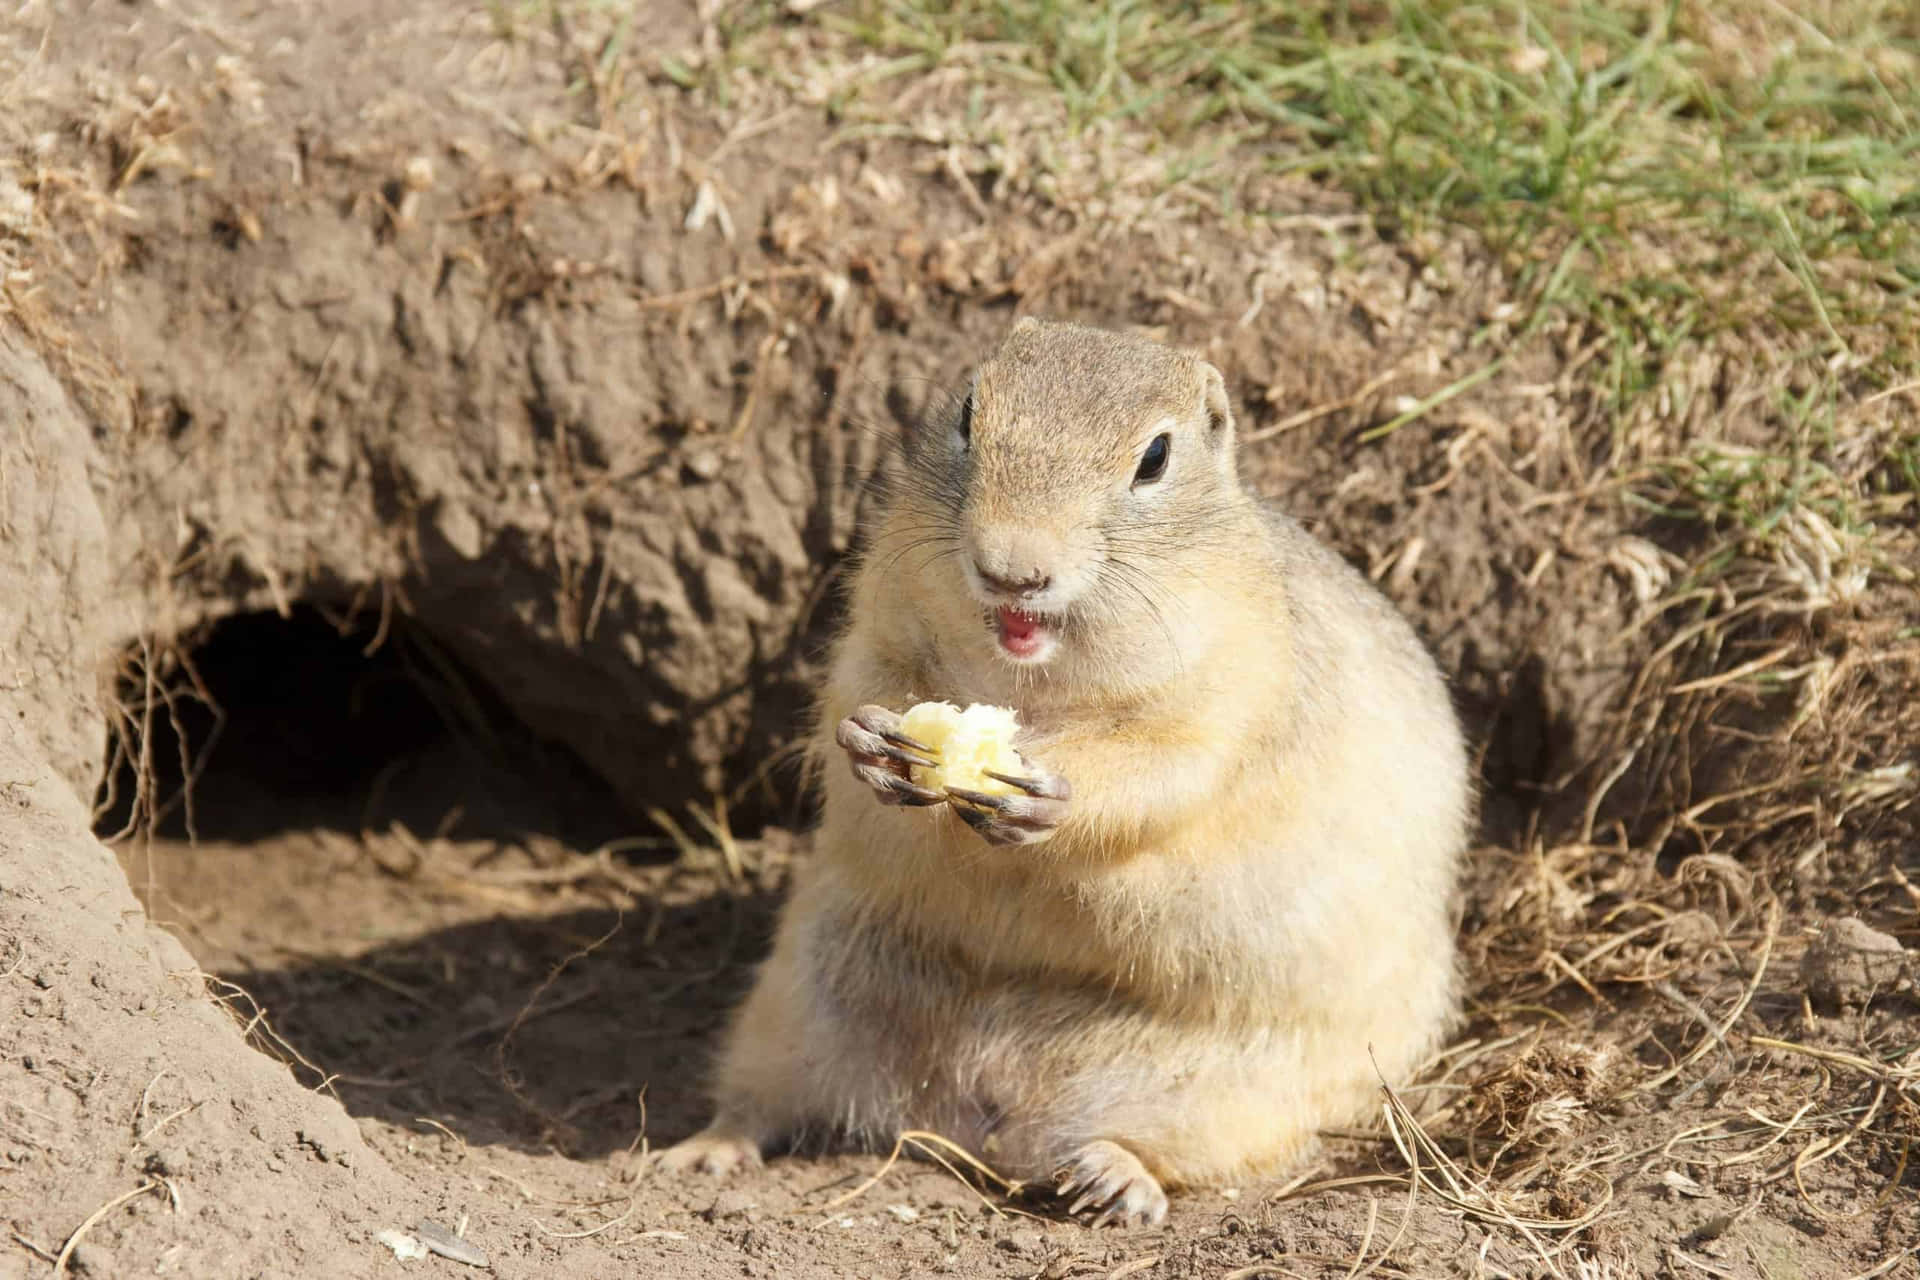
[[710, 0, 1918, 487]]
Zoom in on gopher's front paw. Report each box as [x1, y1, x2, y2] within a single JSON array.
[[1054, 1139, 1168, 1228], [651, 1127, 763, 1177], [835, 704, 944, 807], [947, 757, 1071, 846]]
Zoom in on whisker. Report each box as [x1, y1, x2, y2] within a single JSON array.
[[875, 535, 965, 580], [1091, 561, 1185, 679]]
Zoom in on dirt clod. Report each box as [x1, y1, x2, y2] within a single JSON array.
[[1800, 917, 1910, 1009], [65, 1244, 114, 1277], [142, 1147, 192, 1178], [999, 1228, 1046, 1255], [704, 1188, 759, 1222]]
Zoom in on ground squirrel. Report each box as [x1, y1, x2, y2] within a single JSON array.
[[657, 318, 1470, 1225]]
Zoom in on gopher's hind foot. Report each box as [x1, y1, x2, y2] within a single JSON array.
[[1054, 1140, 1168, 1228], [652, 1127, 763, 1177]]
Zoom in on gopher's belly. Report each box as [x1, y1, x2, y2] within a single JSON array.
[[798, 901, 1186, 1171]]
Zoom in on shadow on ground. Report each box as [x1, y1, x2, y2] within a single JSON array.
[[224, 885, 781, 1161]]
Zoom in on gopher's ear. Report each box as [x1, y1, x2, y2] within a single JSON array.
[[1200, 361, 1236, 449]]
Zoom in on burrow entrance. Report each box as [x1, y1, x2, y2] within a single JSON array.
[[90, 603, 784, 1161], [92, 604, 637, 849]]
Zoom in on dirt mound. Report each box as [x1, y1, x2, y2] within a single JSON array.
[[0, 326, 438, 1277]]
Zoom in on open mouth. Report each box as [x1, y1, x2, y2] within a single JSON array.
[[993, 605, 1056, 662]]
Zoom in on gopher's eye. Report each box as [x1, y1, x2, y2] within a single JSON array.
[[956, 394, 974, 448], [1133, 433, 1171, 486]]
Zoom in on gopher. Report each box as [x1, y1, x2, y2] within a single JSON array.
[[657, 319, 1470, 1225]]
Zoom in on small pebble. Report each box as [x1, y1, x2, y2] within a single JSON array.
[[415, 1219, 488, 1268], [375, 1229, 429, 1262], [1800, 917, 1908, 1008], [68, 1243, 115, 1277], [144, 1146, 191, 1177], [705, 1187, 757, 1221], [999, 1227, 1044, 1256]]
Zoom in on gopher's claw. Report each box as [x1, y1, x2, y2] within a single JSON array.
[[838, 705, 944, 806], [875, 772, 944, 806], [879, 727, 933, 754], [1053, 1140, 1167, 1228], [948, 757, 1070, 846], [982, 769, 1071, 799], [881, 742, 938, 770], [651, 1129, 763, 1178]]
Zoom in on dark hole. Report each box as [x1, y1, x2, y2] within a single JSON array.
[[1654, 833, 1694, 877], [90, 609, 770, 1158], [92, 604, 631, 847]]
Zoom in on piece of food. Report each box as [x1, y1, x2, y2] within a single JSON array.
[[898, 701, 1024, 798]]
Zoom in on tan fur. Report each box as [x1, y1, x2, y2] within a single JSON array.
[[658, 319, 1471, 1203]]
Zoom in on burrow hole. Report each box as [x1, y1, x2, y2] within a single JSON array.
[[92, 604, 632, 848]]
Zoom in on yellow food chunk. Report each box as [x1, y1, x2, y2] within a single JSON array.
[[898, 701, 1024, 798]]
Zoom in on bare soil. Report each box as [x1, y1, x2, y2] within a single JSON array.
[[2, 2, 1915, 1278]]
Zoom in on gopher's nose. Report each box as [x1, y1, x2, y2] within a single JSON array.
[[968, 519, 1066, 602], [974, 565, 1051, 598]]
